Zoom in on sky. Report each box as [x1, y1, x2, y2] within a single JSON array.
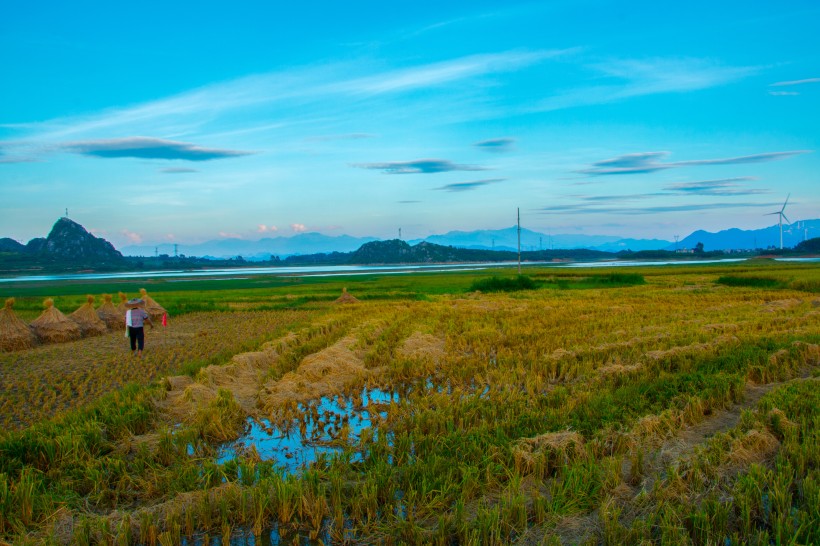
[[1, 0, 819, 249]]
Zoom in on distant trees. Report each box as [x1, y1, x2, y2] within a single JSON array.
[[795, 237, 820, 253], [694, 242, 705, 254]]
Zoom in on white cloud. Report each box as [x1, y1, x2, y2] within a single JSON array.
[[121, 229, 142, 244], [290, 223, 307, 233], [535, 58, 759, 112], [770, 77, 820, 87]]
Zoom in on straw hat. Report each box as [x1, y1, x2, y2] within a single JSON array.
[[125, 298, 146, 309]]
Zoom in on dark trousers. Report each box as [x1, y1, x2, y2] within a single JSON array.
[[128, 326, 145, 351]]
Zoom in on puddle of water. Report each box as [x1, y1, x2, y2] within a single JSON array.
[[216, 386, 398, 472], [182, 522, 331, 545]]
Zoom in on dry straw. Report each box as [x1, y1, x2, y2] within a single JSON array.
[[30, 298, 81, 344], [0, 297, 37, 351], [70, 295, 108, 337], [139, 288, 167, 321], [116, 292, 130, 314], [260, 336, 369, 413], [334, 287, 360, 304], [96, 293, 123, 329]]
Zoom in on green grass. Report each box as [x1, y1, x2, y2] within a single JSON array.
[[469, 275, 537, 292]]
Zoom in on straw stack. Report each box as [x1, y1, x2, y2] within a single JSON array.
[[116, 292, 130, 314], [334, 287, 360, 304], [31, 298, 82, 344], [0, 298, 37, 351], [70, 295, 108, 337], [96, 293, 123, 329], [139, 288, 167, 322]]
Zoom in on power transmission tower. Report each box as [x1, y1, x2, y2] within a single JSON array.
[[517, 208, 521, 275]]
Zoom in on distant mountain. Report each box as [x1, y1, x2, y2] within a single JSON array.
[[348, 240, 519, 264], [0, 217, 124, 272], [675, 220, 820, 251], [411, 226, 672, 252], [42, 217, 124, 263], [121, 232, 378, 259], [0, 238, 26, 253]]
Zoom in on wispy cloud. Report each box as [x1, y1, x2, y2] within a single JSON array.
[[535, 58, 758, 113], [579, 150, 809, 175], [352, 158, 488, 174], [335, 50, 568, 95], [770, 77, 820, 87], [291, 223, 307, 233], [769, 91, 800, 96], [580, 152, 672, 175], [5, 50, 561, 146], [474, 137, 516, 153], [664, 177, 768, 196], [434, 178, 505, 192], [539, 201, 781, 215], [64, 137, 253, 161], [305, 133, 377, 142], [675, 151, 809, 167], [161, 167, 199, 174], [397, 200, 421, 204]]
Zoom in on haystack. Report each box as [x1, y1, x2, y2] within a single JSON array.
[[0, 298, 37, 351], [31, 298, 81, 344], [139, 288, 167, 321], [96, 293, 122, 329], [70, 295, 107, 337], [116, 292, 130, 314], [334, 287, 360, 304]]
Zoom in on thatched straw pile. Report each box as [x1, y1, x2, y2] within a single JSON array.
[[334, 287, 360, 304], [116, 292, 130, 314], [397, 331, 446, 364], [0, 298, 37, 351], [96, 293, 122, 329], [260, 336, 368, 412], [139, 288, 167, 321], [70, 295, 108, 337], [31, 298, 81, 344]]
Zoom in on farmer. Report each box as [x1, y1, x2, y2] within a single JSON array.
[[125, 298, 153, 357]]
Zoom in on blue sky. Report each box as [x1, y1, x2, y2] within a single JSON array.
[[1, 0, 818, 248]]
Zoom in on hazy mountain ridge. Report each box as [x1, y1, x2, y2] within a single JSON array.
[[674, 220, 820, 251], [121, 232, 378, 259]]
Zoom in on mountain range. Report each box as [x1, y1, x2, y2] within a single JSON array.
[[120, 220, 820, 258]]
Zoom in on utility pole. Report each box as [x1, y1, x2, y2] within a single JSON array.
[[517, 208, 521, 275], [65, 208, 68, 218], [398, 228, 402, 240], [155, 247, 158, 258], [174, 244, 178, 258]]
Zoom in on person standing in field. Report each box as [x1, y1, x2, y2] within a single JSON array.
[[125, 298, 153, 357]]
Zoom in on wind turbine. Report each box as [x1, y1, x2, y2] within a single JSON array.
[[766, 194, 791, 249]]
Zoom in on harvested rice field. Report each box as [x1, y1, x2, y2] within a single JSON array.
[[0, 262, 819, 545]]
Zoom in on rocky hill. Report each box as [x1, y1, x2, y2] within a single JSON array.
[[41, 217, 123, 263], [0, 217, 124, 272]]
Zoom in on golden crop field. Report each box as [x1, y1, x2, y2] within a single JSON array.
[[0, 262, 818, 545]]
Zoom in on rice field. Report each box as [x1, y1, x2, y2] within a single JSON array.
[[0, 262, 818, 545]]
